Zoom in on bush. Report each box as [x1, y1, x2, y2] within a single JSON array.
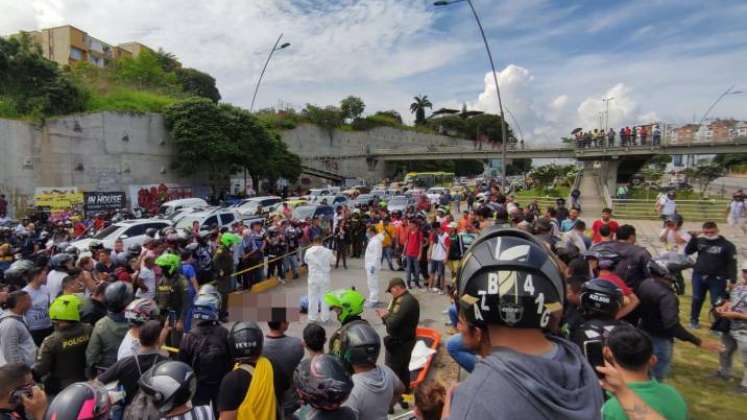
[[86, 87, 179, 113], [351, 114, 399, 131]]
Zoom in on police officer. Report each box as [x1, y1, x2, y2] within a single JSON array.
[[213, 233, 240, 320], [33, 295, 92, 396], [376, 277, 419, 397], [154, 253, 189, 345], [85, 281, 133, 378]]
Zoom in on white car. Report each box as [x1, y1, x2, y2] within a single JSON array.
[[158, 198, 208, 217], [72, 219, 172, 252], [234, 196, 282, 217], [174, 208, 242, 233]]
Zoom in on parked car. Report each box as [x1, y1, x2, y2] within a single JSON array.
[[426, 187, 448, 203], [72, 219, 172, 252], [174, 208, 242, 233], [234, 196, 282, 217], [292, 204, 334, 222], [353, 194, 375, 208], [387, 195, 413, 213], [159, 198, 208, 217]]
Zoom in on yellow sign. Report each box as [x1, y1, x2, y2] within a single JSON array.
[[33, 189, 84, 210]]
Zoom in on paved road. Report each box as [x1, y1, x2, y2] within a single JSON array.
[[707, 175, 747, 197]]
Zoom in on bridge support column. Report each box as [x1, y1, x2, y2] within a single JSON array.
[[582, 160, 620, 198]]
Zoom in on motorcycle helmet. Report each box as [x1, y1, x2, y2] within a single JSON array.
[[192, 294, 219, 321], [579, 278, 623, 318], [294, 354, 353, 411], [44, 382, 110, 420], [155, 253, 181, 276], [124, 298, 160, 325], [104, 281, 134, 313], [127, 244, 142, 258], [220, 232, 242, 248], [64, 245, 80, 259], [145, 228, 158, 238], [228, 322, 264, 360], [198, 283, 222, 305], [3, 259, 37, 285], [457, 227, 564, 329], [323, 289, 365, 324], [138, 361, 197, 415], [88, 240, 105, 253], [50, 253, 74, 272], [329, 321, 380, 372], [647, 259, 672, 279], [49, 294, 82, 322]]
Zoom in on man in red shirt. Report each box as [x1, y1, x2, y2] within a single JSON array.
[[403, 219, 424, 289], [591, 208, 619, 244], [585, 252, 640, 319]]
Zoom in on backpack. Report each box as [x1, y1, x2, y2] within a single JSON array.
[[190, 327, 231, 387], [122, 355, 161, 420]]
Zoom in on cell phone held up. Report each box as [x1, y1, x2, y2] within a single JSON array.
[[583, 340, 606, 378]]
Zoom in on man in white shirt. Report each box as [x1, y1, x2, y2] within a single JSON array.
[[364, 226, 384, 307], [428, 222, 450, 294], [656, 191, 677, 225], [304, 236, 335, 322], [135, 256, 156, 300], [726, 193, 746, 232], [47, 254, 74, 299]]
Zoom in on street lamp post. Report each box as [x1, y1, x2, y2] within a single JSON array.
[[435, 0, 510, 191], [602, 96, 614, 132], [688, 85, 743, 166], [249, 33, 291, 112]]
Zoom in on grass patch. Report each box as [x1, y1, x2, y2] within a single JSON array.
[[513, 186, 570, 199], [627, 188, 704, 200], [670, 293, 746, 419], [85, 87, 181, 114]]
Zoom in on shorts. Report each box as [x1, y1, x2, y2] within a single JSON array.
[[429, 260, 445, 277]]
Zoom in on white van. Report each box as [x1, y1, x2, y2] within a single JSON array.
[[158, 198, 208, 217]]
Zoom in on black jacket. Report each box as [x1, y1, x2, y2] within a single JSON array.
[[590, 241, 651, 290], [685, 235, 737, 282], [636, 278, 700, 345], [179, 321, 232, 404]]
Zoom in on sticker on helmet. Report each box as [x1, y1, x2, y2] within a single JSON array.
[[493, 238, 530, 262], [499, 301, 524, 325]]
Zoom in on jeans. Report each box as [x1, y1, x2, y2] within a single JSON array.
[[448, 303, 458, 327], [405, 255, 421, 287], [650, 335, 673, 381], [381, 247, 395, 270], [690, 273, 727, 325], [285, 253, 299, 276], [447, 334, 478, 373], [720, 330, 747, 387]]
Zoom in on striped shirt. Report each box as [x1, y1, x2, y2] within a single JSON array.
[[162, 405, 214, 420]]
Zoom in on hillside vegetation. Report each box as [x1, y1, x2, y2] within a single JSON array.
[[0, 34, 219, 119]]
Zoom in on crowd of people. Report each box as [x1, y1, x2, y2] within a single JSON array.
[[573, 125, 663, 149], [0, 177, 746, 420]]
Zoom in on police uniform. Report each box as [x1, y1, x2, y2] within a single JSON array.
[[33, 322, 92, 395], [381, 278, 419, 391], [213, 245, 234, 315]]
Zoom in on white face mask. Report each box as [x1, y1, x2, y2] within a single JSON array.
[[703, 234, 719, 240]]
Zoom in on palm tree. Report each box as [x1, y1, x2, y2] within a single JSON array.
[[410, 95, 433, 125]]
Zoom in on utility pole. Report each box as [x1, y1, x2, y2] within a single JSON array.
[[602, 97, 614, 131]]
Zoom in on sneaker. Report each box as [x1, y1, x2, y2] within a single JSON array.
[[431, 288, 440, 293], [689, 322, 700, 329], [438, 290, 445, 295]]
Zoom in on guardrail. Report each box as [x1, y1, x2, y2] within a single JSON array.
[[611, 198, 728, 221]]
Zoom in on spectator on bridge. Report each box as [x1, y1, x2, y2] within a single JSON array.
[[607, 128, 615, 147], [640, 126, 648, 145], [619, 127, 627, 146], [653, 125, 662, 146], [631, 126, 638, 146], [591, 208, 619, 244]]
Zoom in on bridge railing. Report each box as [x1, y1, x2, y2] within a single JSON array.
[[611, 198, 729, 221]]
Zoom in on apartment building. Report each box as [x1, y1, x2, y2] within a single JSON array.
[[16, 25, 152, 68]]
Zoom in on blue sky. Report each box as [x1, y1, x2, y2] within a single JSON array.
[[2, 0, 746, 144]]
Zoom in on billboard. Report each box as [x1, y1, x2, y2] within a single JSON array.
[[84, 191, 126, 213]]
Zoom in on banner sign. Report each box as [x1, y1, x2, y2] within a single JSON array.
[[33, 187, 84, 210], [84, 192, 126, 212]]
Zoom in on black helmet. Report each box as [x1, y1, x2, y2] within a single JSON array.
[[88, 240, 105, 253], [579, 278, 623, 318], [64, 245, 80, 259], [457, 228, 564, 329], [138, 360, 196, 415], [3, 259, 37, 284], [44, 382, 111, 420], [50, 253, 73, 271], [228, 321, 263, 360], [145, 228, 158, 238], [294, 355, 353, 411], [104, 281, 134, 313], [127, 244, 142, 258], [330, 321, 380, 371], [647, 259, 672, 279]]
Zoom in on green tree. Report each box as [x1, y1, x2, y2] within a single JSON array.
[[374, 110, 403, 124], [164, 98, 300, 194], [0, 35, 86, 117], [175, 68, 221, 102], [154, 48, 180, 73], [464, 113, 515, 146], [340, 95, 365, 121], [410, 95, 433, 125], [112, 49, 178, 90], [529, 164, 563, 191], [684, 162, 726, 197], [302, 104, 344, 145], [506, 158, 532, 176]]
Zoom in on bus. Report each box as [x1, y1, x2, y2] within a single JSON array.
[[403, 172, 455, 189]]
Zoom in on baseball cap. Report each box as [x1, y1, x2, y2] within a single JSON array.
[[386, 277, 406, 293]]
